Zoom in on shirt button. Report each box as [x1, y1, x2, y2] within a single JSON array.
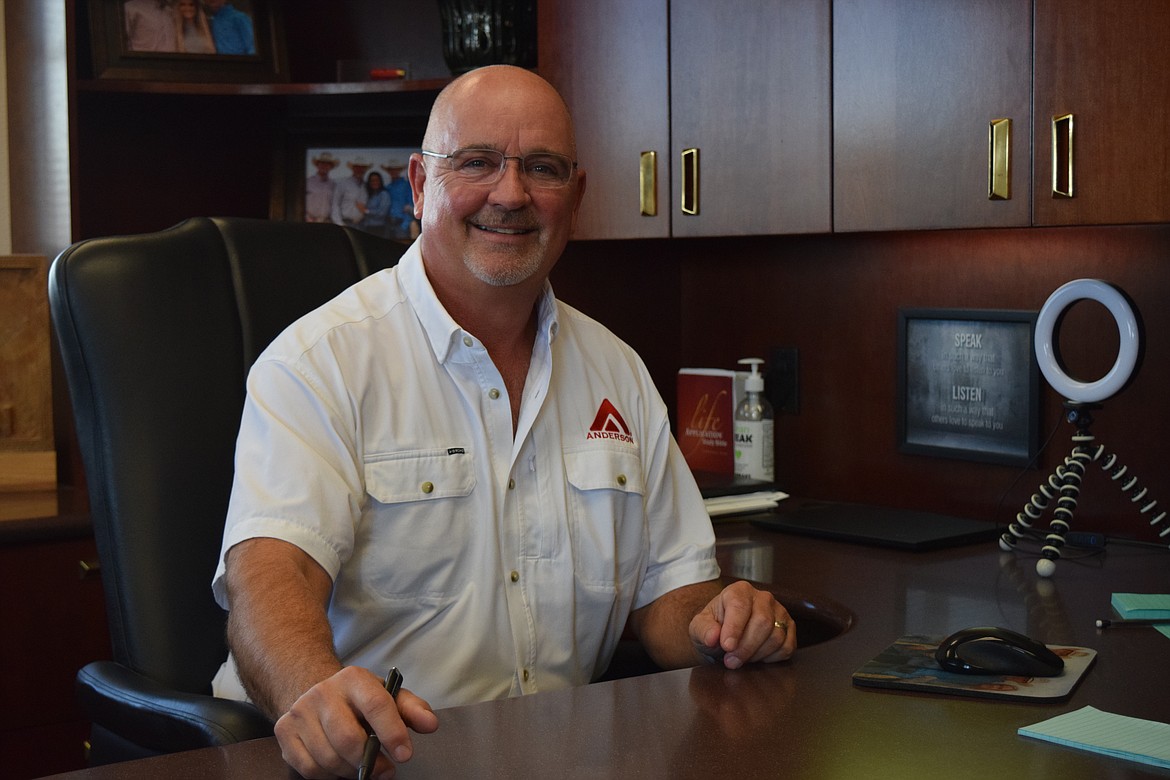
[[488, 388, 501, 400], [508, 478, 516, 490], [510, 570, 519, 582], [522, 669, 530, 682], [463, 335, 473, 347], [421, 481, 434, 494], [617, 474, 627, 486]]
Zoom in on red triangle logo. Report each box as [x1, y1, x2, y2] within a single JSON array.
[[587, 399, 633, 443]]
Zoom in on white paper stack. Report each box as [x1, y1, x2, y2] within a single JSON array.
[[704, 490, 789, 518]]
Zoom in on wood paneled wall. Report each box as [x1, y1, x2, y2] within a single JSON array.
[[553, 225, 1170, 542]]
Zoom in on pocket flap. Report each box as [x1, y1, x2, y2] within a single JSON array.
[[365, 449, 476, 503], [564, 448, 644, 494]]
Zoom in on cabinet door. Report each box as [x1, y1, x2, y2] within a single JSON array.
[[834, 0, 1031, 232], [1034, 0, 1170, 226], [0, 535, 110, 776], [538, 0, 670, 240], [670, 0, 831, 237]]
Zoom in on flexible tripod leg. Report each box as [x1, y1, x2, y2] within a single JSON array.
[[1000, 469, 1062, 551], [998, 443, 1086, 577], [1003, 402, 1167, 576], [1000, 404, 1095, 559], [1091, 443, 1168, 540], [1035, 444, 1090, 577]]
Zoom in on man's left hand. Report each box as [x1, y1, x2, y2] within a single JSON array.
[[689, 580, 796, 669]]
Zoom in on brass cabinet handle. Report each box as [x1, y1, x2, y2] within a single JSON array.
[[1052, 113, 1075, 198], [79, 559, 101, 579], [681, 147, 700, 215], [639, 151, 658, 216], [988, 118, 1011, 200]]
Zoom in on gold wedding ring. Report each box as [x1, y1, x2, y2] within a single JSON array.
[[774, 620, 788, 632]]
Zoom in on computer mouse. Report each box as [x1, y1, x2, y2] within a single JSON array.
[[935, 626, 1064, 677]]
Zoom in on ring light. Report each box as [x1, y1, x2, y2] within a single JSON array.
[[1034, 279, 1140, 404], [1001, 280, 1165, 578]]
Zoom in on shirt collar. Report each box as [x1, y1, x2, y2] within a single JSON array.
[[398, 241, 561, 363]]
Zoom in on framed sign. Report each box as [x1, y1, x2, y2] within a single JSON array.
[[897, 308, 1040, 466], [86, 0, 287, 83]]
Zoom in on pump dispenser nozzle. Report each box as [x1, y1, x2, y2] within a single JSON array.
[[738, 358, 766, 393]]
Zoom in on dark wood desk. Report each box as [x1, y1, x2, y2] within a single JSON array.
[[42, 521, 1170, 779]]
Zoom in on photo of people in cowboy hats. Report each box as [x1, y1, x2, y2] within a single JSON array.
[[302, 147, 420, 241]]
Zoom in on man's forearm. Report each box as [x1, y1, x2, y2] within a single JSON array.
[[224, 538, 342, 718], [628, 579, 724, 669]]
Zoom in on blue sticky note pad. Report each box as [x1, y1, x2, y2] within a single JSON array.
[[1020, 706, 1170, 769], [1111, 593, 1170, 639], [1111, 592, 1170, 617]]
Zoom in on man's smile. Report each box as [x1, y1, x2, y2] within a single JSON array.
[[472, 222, 536, 235]]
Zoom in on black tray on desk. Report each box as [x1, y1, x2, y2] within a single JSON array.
[[750, 500, 1001, 551]]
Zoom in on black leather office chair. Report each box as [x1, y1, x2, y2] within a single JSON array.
[[48, 217, 407, 764]]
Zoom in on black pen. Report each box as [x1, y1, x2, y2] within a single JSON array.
[[357, 667, 403, 780], [1095, 618, 1170, 628]]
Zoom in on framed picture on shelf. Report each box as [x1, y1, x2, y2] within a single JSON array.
[[85, 0, 288, 83], [275, 127, 427, 243], [897, 308, 1040, 466]]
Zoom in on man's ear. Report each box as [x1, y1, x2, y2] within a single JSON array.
[[408, 153, 427, 218], [569, 168, 587, 235]]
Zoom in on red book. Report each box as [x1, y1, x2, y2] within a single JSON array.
[[676, 369, 745, 476]]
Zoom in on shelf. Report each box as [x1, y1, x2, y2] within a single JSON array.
[[74, 78, 452, 97]]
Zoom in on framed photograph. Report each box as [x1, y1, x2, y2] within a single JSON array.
[[85, 0, 287, 83], [274, 130, 424, 242], [897, 308, 1040, 466]]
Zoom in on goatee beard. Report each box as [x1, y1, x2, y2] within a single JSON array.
[[464, 247, 544, 286], [464, 212, 544, 286]]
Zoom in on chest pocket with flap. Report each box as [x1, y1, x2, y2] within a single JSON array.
[[364, 448, 477, 504], [358, 449, 478, 599], [564, 447, 647, 592]]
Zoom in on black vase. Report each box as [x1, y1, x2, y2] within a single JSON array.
[[437, 0, 537, 75]]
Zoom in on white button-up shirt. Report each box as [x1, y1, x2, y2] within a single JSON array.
[[212, 241, 718, 709]]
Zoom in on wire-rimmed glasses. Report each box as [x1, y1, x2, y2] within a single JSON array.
[[421, 148, 578, 188]]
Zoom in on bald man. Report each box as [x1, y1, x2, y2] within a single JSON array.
[[214, 65, 795, 779]]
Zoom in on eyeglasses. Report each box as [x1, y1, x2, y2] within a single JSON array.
[[421, 148, 578, 189]]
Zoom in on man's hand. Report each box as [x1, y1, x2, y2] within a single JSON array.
[[274, 666, 439, 780], [689, 580, 796, 669]]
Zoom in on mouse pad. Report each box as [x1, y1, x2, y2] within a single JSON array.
[[852, 635, 1097, 701]]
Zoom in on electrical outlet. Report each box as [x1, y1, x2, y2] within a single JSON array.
[[767, 347, 799, 414]]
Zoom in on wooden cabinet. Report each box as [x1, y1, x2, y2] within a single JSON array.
[[539, 0, 831, 240], [833, 0, 1032, 232], [1033, 0, 1170, 226], [13, 2, 1170, 254], [537, 0, 670, 240], [669, 0, 831, 238], [0, 527, 110, 779], [836, 0, 1170, 232]]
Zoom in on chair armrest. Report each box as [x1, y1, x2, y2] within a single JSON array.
[[77, 660, 273, 756]]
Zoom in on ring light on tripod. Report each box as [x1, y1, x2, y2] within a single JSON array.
[[1034, 278, 1140, 404], [1003, 279, 1162, 578]]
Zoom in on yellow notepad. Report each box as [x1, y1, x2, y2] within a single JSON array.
[[1019, 706, 1170, 769]]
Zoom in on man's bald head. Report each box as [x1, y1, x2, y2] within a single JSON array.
[[422, 65, 577, 158]]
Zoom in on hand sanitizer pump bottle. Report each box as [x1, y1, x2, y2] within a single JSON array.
[[734, 358, 774, 482]]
